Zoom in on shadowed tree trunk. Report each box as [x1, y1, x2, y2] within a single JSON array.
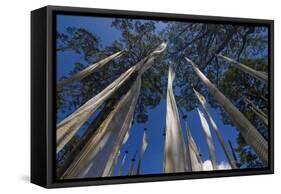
[[56, 71, 138, 179]]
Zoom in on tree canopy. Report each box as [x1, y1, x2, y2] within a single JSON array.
[[56, 17, 269, 171]]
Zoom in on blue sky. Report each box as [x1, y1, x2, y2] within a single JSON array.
[[56, 14, 247, 176]]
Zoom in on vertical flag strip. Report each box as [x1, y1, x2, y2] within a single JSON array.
[[136, 129, 148, 175], [128, 151, 138, 176], [185, 57, 268, 165], [117, 150, 128, 176], [193, 88, 237, 169], [184, 116, 203, 171], [197, 108, 218, 170], [164, 65, 188, 173]]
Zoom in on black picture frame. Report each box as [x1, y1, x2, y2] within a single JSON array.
[[31, 5, 274, 188]]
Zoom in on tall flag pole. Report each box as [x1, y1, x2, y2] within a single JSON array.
[[193, 88, 237, 169], [136, 128, 148, 175], [117, 150, 128, 176], [162, 127, 166, 173], [128, 151, 138, 176], [185, 57, 268, 165]]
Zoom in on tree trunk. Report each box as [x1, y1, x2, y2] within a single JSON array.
[[204, 26, 239, 69], [56, 98, 116, 179], [57, 50, 125, 90], [228, 140, 241, 168], [193, 88, 237, 169], [56, 70, 139, 179], [250, 106, 268, 126], [185, 57, 268, 166], [184, 117, 203, 171], [216, 54, 268, 84], [56, 42, 167, 153], [242, 96, 268, 126], [164, 65, 188, 173], [197, 108, 218, 170]]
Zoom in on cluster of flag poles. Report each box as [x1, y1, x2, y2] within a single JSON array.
[[56, 42, 268, 178]]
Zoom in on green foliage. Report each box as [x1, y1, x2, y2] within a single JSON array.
[[219, 58, 268, 167], [57, 27, 100, 61]]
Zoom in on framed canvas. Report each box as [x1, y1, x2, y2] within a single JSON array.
[[31, 5, 274, 188]]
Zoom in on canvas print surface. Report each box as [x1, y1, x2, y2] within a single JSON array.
[[55, 14, 269, 180]]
